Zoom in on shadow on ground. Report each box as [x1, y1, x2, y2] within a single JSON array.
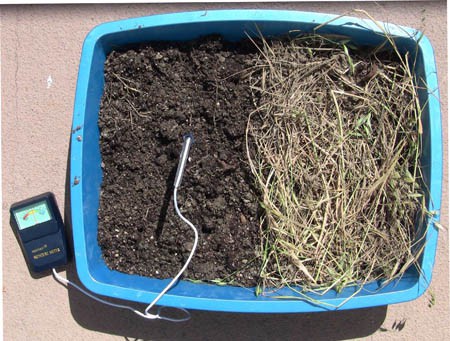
[[63, 261, 387, 341], [62, 140, 386, 341]]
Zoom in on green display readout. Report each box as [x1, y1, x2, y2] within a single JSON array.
[[13, 201, 52, 230]]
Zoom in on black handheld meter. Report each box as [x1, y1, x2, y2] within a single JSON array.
[[10, 192, 68, 273]]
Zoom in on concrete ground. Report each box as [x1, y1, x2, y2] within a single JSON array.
[[1, 2, 448, 340]]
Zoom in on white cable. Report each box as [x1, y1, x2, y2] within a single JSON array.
[[144, 186, 199, 316], [144, 134, 198, 317], [52, 188, 198, 322], [52, 134, 198, 322], [52, 268, 159, 319]]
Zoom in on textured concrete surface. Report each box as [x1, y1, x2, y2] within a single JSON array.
[[1, 2, 448, 340]]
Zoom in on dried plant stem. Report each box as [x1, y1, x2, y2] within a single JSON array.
[[245, 31, 426, 295]]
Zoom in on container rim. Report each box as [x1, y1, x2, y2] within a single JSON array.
[[70, 9, 443, 313]]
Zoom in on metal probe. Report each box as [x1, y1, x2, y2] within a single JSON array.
[[174, 133, 194, 188], [52, 133, 198, 322], [142, 132, 198, 318]]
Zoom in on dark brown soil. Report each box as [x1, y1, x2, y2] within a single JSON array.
[[97, 36, 262, 286], [97, 34, 422, 292]]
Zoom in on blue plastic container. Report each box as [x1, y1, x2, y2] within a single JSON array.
[[70, 10, 442, 312]]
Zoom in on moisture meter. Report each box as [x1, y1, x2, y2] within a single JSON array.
[[10, 192, 68, 273]]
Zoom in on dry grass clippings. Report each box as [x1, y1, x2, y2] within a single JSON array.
[[245, 32, 427, 295]]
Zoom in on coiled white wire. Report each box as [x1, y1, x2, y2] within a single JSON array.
[[53, 136, 198, 322]]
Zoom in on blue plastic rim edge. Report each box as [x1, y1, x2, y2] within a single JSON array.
[[70, 9, 443, 313]]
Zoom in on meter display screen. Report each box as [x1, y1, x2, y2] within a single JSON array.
[[13, 201, 52, 230]]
